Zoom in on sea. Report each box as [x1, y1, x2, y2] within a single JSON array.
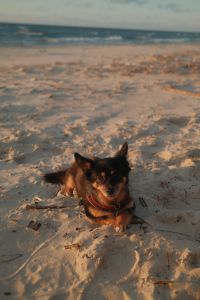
[[0, 22, 200, 47]]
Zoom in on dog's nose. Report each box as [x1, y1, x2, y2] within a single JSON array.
[[107, 188, 114, 196]]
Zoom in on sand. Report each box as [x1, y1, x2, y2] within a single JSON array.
[[0, 43, 200, 300]]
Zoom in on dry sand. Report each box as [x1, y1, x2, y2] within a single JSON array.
[[0, 43, 200, 300]]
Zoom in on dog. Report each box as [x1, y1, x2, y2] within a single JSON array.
[[44, 142, 135, 230]]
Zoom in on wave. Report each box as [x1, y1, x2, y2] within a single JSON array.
[[149, 37, 199, 44], [17, 30, 43, 36], [43, 35, 198, 46], [17, 26, 43, 36], [0, 23, 200, 47], [43, 35, 123, 45]]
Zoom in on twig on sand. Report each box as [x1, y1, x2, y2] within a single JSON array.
[[131, 215, 151, 227], [151, 279, 174, 286], [140, 277, 199, 287], [0, 254, 23, 263], [26, 204, 68, 210], [139, 197, 148, 208], [64, 243, 81, 251], [156, 228, 200, 243], [166, 251, 170, 270]]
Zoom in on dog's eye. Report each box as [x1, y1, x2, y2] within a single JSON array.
[[111, 170, 121, 178], [97, 176, 105, 184], [114, 174, 124, 182]]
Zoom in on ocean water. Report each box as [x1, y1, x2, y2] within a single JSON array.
[[0, 22, 200, 47]]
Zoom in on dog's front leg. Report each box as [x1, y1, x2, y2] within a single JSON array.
[[115, 210, 134, 232]]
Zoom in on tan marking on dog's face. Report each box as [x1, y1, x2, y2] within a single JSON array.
[[92, 180, 110, 197], [123, 177, 127, 183], [101, 172, 106, 178], [92, 177, 127, 199], [92, 181, 99, 189]]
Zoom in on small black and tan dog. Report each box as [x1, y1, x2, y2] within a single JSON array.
[[44, 142, 135, 230]]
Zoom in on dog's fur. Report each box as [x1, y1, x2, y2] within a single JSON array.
[[44, 142, 135, 230]]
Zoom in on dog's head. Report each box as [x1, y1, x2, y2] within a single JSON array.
[[74, 142, 131, 200]]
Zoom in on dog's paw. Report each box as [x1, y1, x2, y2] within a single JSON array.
[[73, 189, 78, 197], [115, 225, 126, 233], [59, 187, 75, 197], [58, 190, 70, 197]]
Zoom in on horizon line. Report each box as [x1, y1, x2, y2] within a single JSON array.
[[0, 21, 200, 34]]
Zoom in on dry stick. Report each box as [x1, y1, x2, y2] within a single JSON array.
[[141, 276, 200, 286], [139, 197, 148, 208], [0, 254, 23, 263], [155, 228, 200, 243], [166, 252, 170, 270], [151, 277, 200, 286], [64, 243, 81, 251], [26, 204, 69, 210], [137, 276, 200, 287], [131, 215, 152, 226], [26, 205, 150, 226], [152, 279, 174, 286]]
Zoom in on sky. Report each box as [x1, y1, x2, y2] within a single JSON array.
[[0, 0, 199, 32]]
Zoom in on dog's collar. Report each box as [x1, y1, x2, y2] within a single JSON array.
[[85, 194, 122, 215]]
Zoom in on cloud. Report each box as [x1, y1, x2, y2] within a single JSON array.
[[65, 0, 93, 8], [165, 3, 178, 10], [108, 0, 148, 5], [158, 3, 190, 13]]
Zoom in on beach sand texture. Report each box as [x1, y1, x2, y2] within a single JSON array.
[[0, 44, 200, 300]]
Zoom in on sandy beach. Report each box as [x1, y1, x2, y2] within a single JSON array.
[[0, 43, 200, 300]]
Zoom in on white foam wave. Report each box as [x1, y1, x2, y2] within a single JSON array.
[[43, 35, 123, 44], [17, 26, 43, 36]]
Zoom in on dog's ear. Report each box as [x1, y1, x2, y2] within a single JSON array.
[[74, 153, 93, 173], [115, 142, 128, 158]]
